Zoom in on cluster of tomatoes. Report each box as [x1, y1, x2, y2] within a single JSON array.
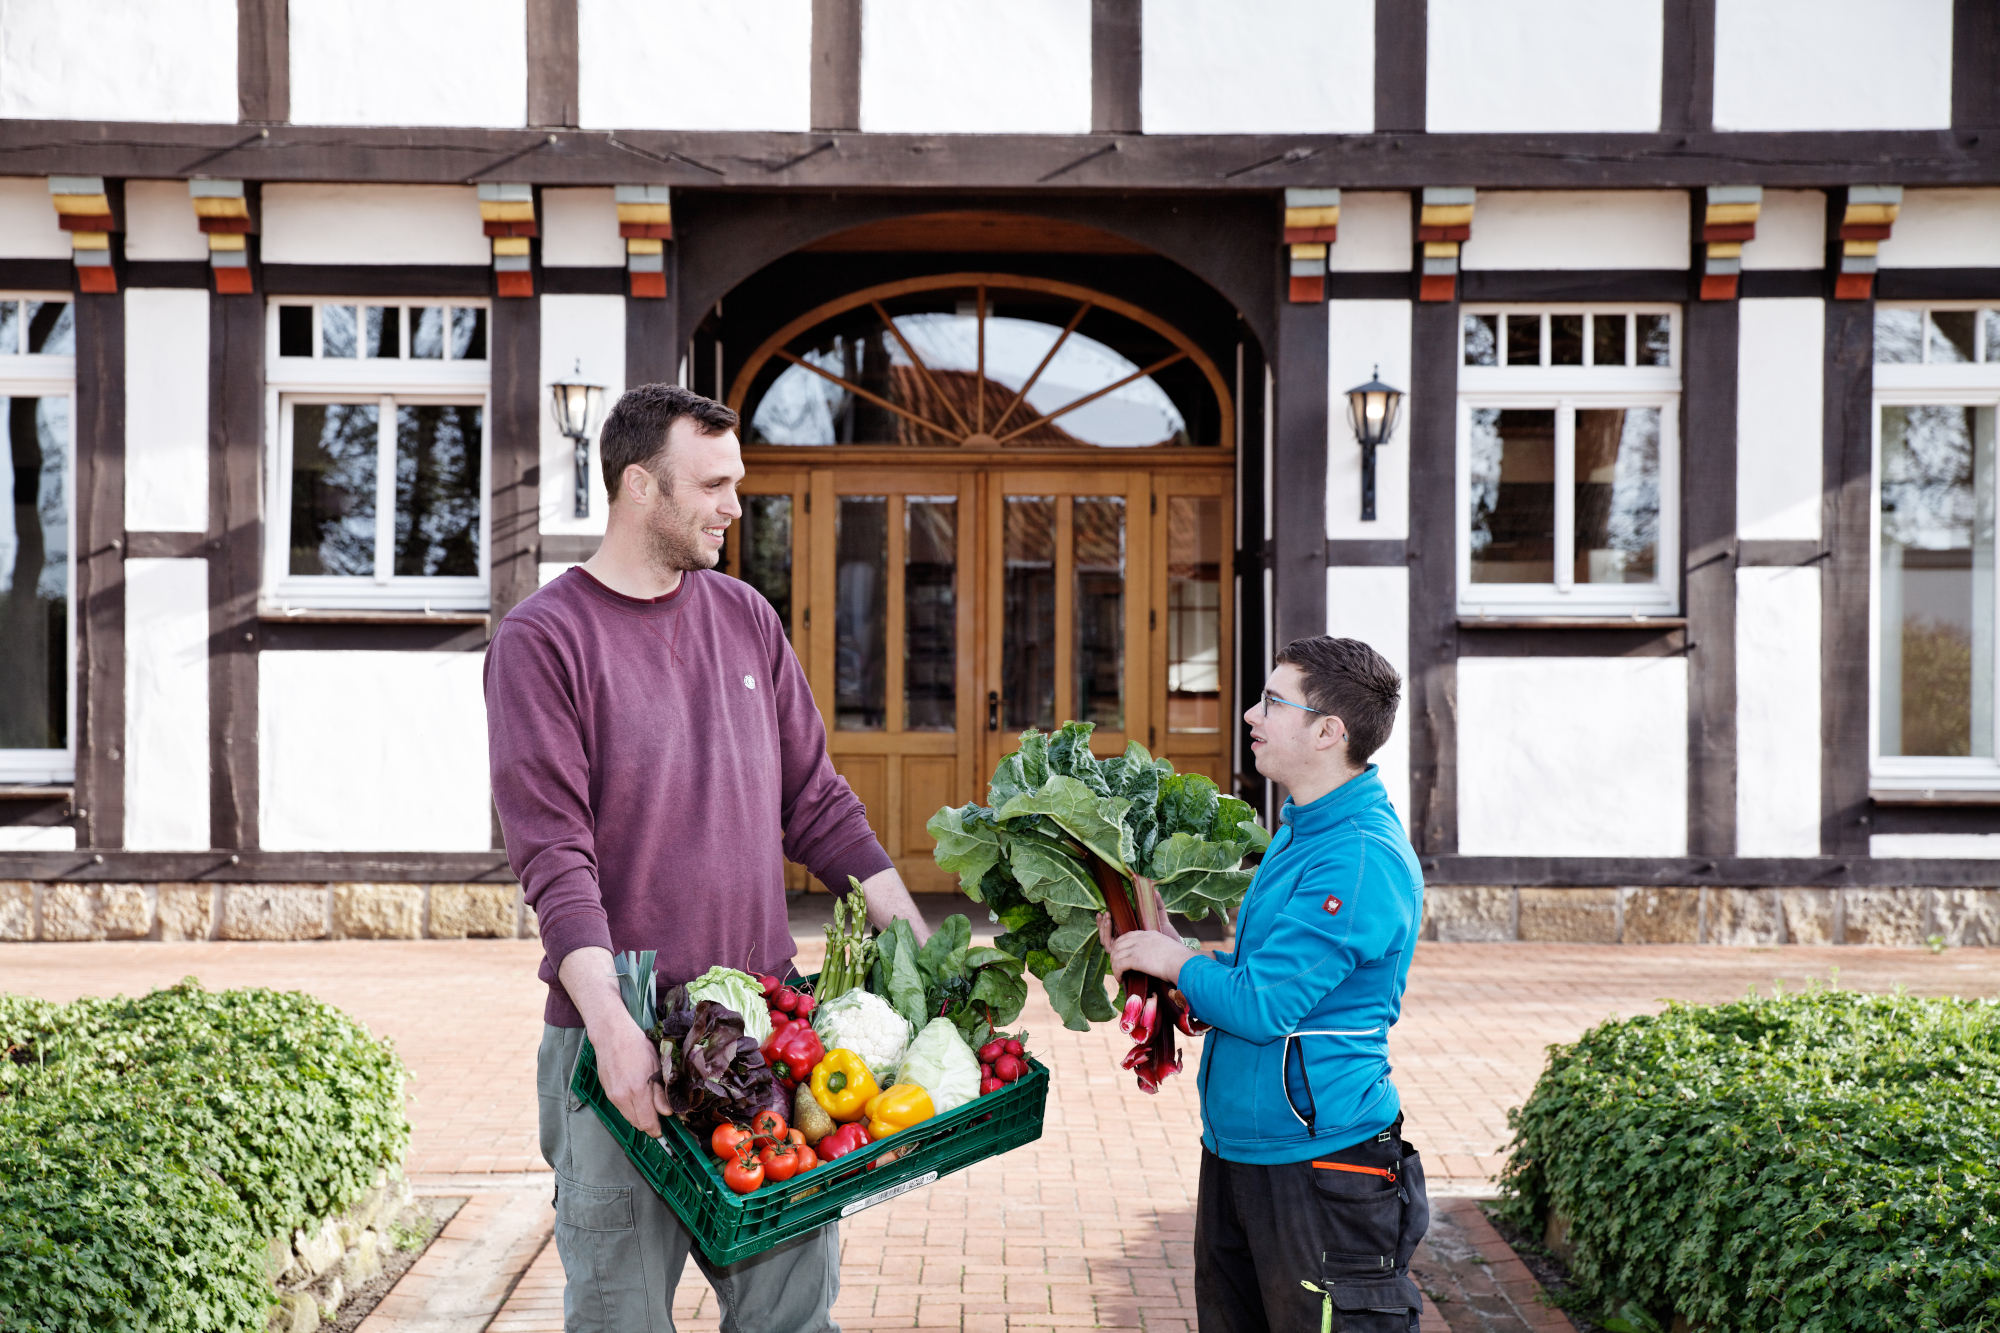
[[709, 1108, 823, 1194]]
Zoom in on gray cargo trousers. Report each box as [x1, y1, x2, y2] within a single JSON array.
[[537, 1024, 842, 1333]]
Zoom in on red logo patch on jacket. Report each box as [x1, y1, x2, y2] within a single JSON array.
[[1323, 895, 1344, 917]]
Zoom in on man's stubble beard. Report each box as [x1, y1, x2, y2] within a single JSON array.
[[644, 478, 718, 575]]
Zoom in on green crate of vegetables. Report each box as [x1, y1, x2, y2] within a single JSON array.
[[571, 889, 1049, 1266]]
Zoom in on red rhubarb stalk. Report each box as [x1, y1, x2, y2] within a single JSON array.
[[1084, 853, 1199, 1092]]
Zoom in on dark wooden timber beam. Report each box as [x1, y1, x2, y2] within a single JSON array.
[[810, 0, 861, 132], [527, 0, 580, 129], [1659, 0, 1715, 134], [8, 123, 2000, 189], [1091, 0, 1141, 135], [1373, 0, 1426, 134], [238, 0, 289, 124]]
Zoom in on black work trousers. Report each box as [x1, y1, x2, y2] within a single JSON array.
[[1194, 1120, 1428, 1333]]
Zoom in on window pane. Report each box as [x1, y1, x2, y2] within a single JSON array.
[[904, 497, 957, 732], [278, 305, 313, 357], [1879, 405, 1995, 757], [24, 301, 72, 355], [1929, 310, 1976, 364], [1876, 308, 1923, 364], [1504, 313, 1540, 366], [1003, 496, 1056, 730], [411, 307, 445, 360], [0, 396, 69, 748], [1550, 314, 1585, 366], [450, 307, 487, 360], [1985, 310, 2000, 363], [1637, 313, 1672, 367], [1168, 495, 1222, 734], [1463, 314, 1498, 367], [0, 302, 18, 355], [321, 305, 357, 358], [1574, 408, 1661, 584], [835, 496, 887, 731], [394, 405, 481, 576], [289, 402, 378, 576], [365, 306, 400, 359], [1074, 496, 1125, 730], [1593, 313, 1628, 367], [1469, 408, 1556, 583], [737, 495, 793, 637]]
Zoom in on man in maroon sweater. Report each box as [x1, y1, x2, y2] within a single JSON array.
[[487, 384, 930, 1332]]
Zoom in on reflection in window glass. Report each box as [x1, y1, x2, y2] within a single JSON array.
[[1003, 496, 1056, 730], [0, 396, 69, 749], [411, 308, 445, 360], [394, 405, 481, 576], [1574, 408, 1660, 584], [1986, 311, 2000, 364], [1168, 496, 1222, 734], [1073, 497, 1124, 730], [321, 305, 358, 358], [0, 303, 18, 355], [1469, 408, 1556, 583], [1875, 308, 1924, 364], [289, 403, 378, 575], [1638, 313, 1672, 367], [1550, 314, 1584, 366], [23, 302, 72, 356], [1592, 312, 1627, 367], [365, 306, 401, 359], [279, 306, 313, 357], [1463, 314, 1498, 367], [905, 498, 956, 731], [737, 495, 793, 636], [1505, 313, 1540, 366], [835, 496, 887, 731], [451, 307, 487, 360], [1878, 405, 1995, 757], [1930, 310, 1977, 364]]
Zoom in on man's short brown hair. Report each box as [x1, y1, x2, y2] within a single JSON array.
[[598, 384, 738, 501], [1273, 635, 1402, 765]]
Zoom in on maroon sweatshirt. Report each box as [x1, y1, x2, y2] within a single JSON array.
[[485, 566, 892, 1028]]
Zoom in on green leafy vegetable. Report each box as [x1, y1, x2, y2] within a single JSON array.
[[897, 1017, 983, 1114], [685, 966, 772, 1044]]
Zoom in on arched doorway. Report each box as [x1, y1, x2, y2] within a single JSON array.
[[723, 273, 1236, 891]]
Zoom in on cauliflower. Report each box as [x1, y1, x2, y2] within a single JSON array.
[[810, 989, 912, 1086]]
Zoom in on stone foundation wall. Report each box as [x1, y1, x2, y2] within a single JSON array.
[[1422, 886, 2000, 946], [0, 882, 536, 942]]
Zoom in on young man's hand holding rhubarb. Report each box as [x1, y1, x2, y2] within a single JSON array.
[[488, 385, 929, 1333], [1107, 637, 1429, 1333]]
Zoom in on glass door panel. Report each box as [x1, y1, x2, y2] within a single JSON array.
[[905, 497, 958, 731], [1002, 496, 1057, 731], [1150, 473, 1233, 786], [1073, 496, 1126, 729]]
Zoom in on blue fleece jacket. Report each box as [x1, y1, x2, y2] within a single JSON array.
[[1175, 765, 1423, 1164]]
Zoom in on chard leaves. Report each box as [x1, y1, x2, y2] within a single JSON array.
[[927, 805, 1003, 897]]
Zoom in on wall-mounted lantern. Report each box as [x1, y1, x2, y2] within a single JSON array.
[[1344, 366, 1404, 522], [550, 360, 605, 518]]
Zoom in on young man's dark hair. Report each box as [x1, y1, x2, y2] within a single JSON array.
[[596, 383, 739, 501], [1274, 635, 1402, 764]]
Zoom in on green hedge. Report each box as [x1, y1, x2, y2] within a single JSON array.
[[1497, 988, 2000, 1332], [0, 980, 410, 1333]]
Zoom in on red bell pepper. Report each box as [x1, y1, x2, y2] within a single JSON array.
[[816, 1122, 871, 1160], [767, 1023, 825, 1083]]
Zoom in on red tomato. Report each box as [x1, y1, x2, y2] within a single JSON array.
[[793, 1145, 819, 1172], [711, 1124, 752, 1160], [785, 1129, 808, 1147], [751, 1109, 787, 1140], [759, 1144, 799, 1182], [722, 1154, 764, 1194]]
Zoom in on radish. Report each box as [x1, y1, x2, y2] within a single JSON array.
[[977, 1039, 1006, 1063], [792, 993, 816, 1020], [1002, 1039, 1024, 1057], [758, 974, 781, 998], [774, 987, 800, 1012], [992, 1054, 1025, 1084], [980, 1076, 1004, 1095]]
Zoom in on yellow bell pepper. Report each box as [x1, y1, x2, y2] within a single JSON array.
[[864, 1083, 934, 1139], [809, 1049, 880, 1123]]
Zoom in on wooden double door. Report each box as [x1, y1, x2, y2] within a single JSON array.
[[727, 450, 1234, 891]]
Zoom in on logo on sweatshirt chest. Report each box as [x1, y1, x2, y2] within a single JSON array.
[[743, 674, 756, 690], [1322, 895, 1343, 917]]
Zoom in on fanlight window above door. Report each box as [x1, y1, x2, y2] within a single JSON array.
[[730, 274, 1231, 449]]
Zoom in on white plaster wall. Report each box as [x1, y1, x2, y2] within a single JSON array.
[[124, 181, 210, 262], [580, 0, 811, 131], [0, 826, 75, 849], [0, 177, 70, 259], [1141, 0, 1371, 133], [290, 0, 527, 128], [1871, 834, 2000, 858], [1427, 0, 1662, 133], [1735, 566, 1820, 857], [260, 651, 491, 851], [1878, 190, 2000, 270], [261, 185, 489, 266], [124, 558, 210, 851], [541, 188, 624, 268], [1457, 657, 1689, 856], [0, 0, 236, 123], [1327, 300, 1411, 540], [861, 0, 1091, 134], [541, 295, 626, 537], [125, 289, 210, 533], [1741, 189, 1825, 270], [1714, 0, 1951, 132], [1460, 192, 1690, 271], [1326, 566, 1409, 831], [1327, 193, 1412, 273], [1736, 298, 1823, 542]]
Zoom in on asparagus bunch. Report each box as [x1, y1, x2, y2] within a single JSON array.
[[817, 878, 875, 1002]]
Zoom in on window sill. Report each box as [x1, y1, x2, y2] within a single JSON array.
[[1870, 787, 2000, 806], [1458, 616, 1687, 630], [0, 784, 71, 800], [258, 608, 491, 626]]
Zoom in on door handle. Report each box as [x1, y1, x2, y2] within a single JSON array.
[[987, 691, 999, 731]]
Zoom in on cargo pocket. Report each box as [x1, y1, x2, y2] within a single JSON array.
[[1325, 1273, 1422, 1333], [1392, 1145, 1429, 1270], [554, 1171, 634, 1233], [1302, 1160, 1403, 1278]]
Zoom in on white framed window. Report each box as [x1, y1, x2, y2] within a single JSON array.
[[1455, 304, 1681, 618], [0, 294, 76, 783], [265, 299, 490, 612], [1872, 302, 1999, 794]]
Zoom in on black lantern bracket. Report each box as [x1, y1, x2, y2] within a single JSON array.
[[1344, 365, 1404, 522], [550, 360, 606, 519]]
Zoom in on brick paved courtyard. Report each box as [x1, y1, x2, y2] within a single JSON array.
[[8, 935, 1998, 1331]]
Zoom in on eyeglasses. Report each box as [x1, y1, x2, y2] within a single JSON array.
[[1260, 689, 1329, 719]]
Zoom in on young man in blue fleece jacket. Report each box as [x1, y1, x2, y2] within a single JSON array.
[[1109, 635, 1428, 1333]]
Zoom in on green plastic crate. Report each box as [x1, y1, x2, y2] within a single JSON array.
[[571, 1017, 1048, 1265]]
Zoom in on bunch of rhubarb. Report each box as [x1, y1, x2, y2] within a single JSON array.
[[1086, 859, 1210, 1092]]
